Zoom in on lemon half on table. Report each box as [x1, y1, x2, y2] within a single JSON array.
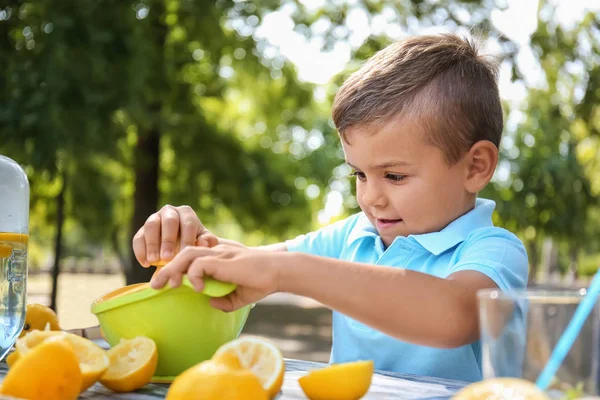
[[452, 378, 550, 400]]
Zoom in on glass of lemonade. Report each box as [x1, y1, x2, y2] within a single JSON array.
[[478, 288, 600, 398], [0, 155, 30, 361]]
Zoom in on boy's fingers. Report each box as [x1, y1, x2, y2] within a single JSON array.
[[187, 263, 205, 292], [209, 296, 235, 312], [195, 235, 218, 248], [209, 292, 248, 313], [132, 228, 149, 268], [177, 206, 200, 248], [150, 247, 207, 288], [144, 213, 162, 263], [159, 206, 180, 260], [150, 247, 219, 289], [203, 233, 219, 248], [150, 267, 171, 289], [168, 271, 184, 289]]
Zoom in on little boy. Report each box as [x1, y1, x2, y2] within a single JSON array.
[[133, 33, 528, 382]]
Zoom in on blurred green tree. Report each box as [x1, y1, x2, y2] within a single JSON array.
[[483, 1, 600, 281], [0, 0, 337, 286], [1, 0, 507, 287]]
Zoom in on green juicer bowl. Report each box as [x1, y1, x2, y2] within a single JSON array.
[[90, 277, 251, 382]]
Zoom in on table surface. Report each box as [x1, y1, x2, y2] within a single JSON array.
[[0, 336, 468, 399]]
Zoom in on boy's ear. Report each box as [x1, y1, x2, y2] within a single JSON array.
[[464, 140, 498, 194]]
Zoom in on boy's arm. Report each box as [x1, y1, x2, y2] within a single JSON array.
[[151, 225, 527, 349], [217, 238, 288, 252], [278, 229, 527, 348], [221, 213, 356, 254], [279, 252, 496, 348], [153, 246, 495, 348], [257, 243, 288, 252]]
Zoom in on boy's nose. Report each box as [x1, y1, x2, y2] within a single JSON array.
[[361, 184, 387, 208]]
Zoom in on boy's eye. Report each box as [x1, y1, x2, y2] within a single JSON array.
[[350, 171, 366, 181], [386, 174, 405, 182]]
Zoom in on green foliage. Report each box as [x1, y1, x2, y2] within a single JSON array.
[[483, 2, 600, 276], [0, 0, 341, 282], [0, 0, 599, 282]]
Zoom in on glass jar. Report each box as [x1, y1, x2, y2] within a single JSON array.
[[0, 155, 29, 360], [479, 289, 600, 397]]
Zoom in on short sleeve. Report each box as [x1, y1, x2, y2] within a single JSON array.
[[446, 228, 529, 292], [285, 214, 360, 259]]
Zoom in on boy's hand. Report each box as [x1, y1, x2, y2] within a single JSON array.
[[132, 205, 218, 268], [150, 244, 281, 312]]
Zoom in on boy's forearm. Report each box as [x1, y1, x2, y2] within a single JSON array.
[[215, 238, 246, 248], [257, 243, 287, 252], [216, 238, 287, 252], [278, 252, 485, 348]]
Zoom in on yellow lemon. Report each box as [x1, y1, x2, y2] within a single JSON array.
[[5, 351, 20, 368], [166, 358, 268, 400], [298, 360, 374, 400], [19, 303, 61, 338], [100, 336, 158, 393], [211, 351, 243, 369], [452, 378, 550, 400], [16, 330, 110, 392], [212, 335, 285, 398], [0, 337, 82, 400]]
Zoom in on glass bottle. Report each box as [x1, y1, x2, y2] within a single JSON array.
[[0, 155, 29, 360]]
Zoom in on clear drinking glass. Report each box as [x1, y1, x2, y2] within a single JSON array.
[[478, 289, 600, 397], [0, 155, 29, 361]]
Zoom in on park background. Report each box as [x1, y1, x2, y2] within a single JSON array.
[[1, 0, 599, 361]]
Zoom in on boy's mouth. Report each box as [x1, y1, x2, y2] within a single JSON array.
[[375, 218, 403, 230]]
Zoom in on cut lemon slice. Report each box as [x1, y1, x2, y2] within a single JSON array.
[[212, 335, 285, 399], [452, 378, 550, 400], [1, 337, 82, 400], [16, 330, 110, 391], [166, 358, 268, 400], [298, 360, 374, 400], [100, 336, 158, 393]]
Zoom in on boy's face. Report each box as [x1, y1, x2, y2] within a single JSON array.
[[342, 116, 475, 247]]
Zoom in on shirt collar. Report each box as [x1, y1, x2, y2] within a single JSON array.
[[409, 198, 496, 255], [346, 198, 496, 255], [346, 213, 379, 244]]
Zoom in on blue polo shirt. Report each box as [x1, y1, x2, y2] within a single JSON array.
[[285, 198, 528, 382]]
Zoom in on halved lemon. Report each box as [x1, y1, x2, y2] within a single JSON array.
[[100, 336, 158, 393], [212, 335, 285, 399], [0, 337, 82, 400], [452, 378, 550, 400], [166, 358, 268, 400], [16, 330, 110, 391], [298, 360, 374, 400]]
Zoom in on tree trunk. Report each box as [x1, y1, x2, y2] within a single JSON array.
[[527, 240, 539, 285], [126, 125, 160, 284], [50, 174, 66, 311], [125, 6, 167, 285]]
